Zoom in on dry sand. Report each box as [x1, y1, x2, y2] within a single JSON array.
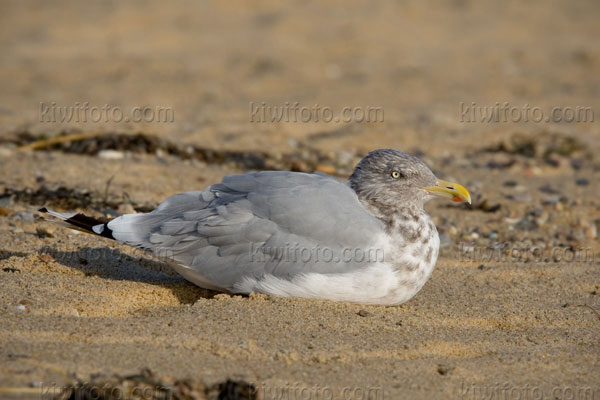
[[1, 1, 599, 399]]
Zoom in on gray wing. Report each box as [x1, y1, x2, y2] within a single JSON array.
[[108, 171, 385, 289]]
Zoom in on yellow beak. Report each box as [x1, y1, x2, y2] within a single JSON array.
[[423, 179, 471, 204]]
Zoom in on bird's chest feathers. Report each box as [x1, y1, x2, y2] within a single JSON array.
[[379, 211, 440, 300]]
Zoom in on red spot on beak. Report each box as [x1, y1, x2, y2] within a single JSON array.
[[452, 195, 462, 202]]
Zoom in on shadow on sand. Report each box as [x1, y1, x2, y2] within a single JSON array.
[[37, 245, 219, 304]]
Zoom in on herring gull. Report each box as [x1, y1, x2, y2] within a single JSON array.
[[40, 149, 471, 305]]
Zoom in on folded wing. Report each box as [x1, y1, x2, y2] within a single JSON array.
[[108, 171, 385, 290]]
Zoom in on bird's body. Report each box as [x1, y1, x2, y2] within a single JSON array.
[[41, 149, 470, 306]]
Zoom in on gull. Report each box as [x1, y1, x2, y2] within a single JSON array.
[[40, 149, 470, 306]]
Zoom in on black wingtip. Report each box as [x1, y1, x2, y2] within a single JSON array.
[[38, 207, 115, 240]]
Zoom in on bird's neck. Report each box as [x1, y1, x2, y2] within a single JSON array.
[[361, 199, 429, 234]]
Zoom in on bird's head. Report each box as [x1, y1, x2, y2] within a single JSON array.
[[349, 149, 471, 213]]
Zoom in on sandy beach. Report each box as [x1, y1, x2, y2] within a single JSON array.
[[1, 1, 599, 398]]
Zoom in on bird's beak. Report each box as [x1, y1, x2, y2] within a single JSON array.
[[423, 179, 471, 204]]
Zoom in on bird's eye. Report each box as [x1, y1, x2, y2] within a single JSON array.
[[391, 170, 401, 179]]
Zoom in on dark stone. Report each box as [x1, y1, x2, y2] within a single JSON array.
[[571, 158, 583, 170], [437, 364, 454, 376], [539, 184, 560, 194], [515, 217, 538, 231]]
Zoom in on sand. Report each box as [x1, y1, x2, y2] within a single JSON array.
[[1, 1, 599, 399]]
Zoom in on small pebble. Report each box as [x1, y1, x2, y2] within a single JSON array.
[[570, 159, 583, 170], [11, 211, 35, 222], [439, 233, 451, 248], [463, 232, 479, 240], [291, 161, 308, 172], [541, 195, 561, 205], [0, 197, 13, 207], [477, 199, 501, 212], [102, 208, 118, 218], [524, 167, 542, 176], [38, 253, 54, 263], [35, 171, 45, 183], [506, 193, 532, 203], [513, 185, 528, 192], [575, 178, 589, 186], [117, 203, 136, 215], [357, 309, 372, 317], [98, 150, 125, 160], [515, 217, 538, 231], [460, 245, 474, 253], [437, 364, 454, 375], [0, 146, 13, 157], [315, 164, 336, 175], [155, 149, 168, 159], [539, 184, 560, 194], [486, 157, 515, 170], [544, 156, 560, 167], [584, 226, 597, 239], [36, 226, 55, 238], [536, 211, 549, 226]]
